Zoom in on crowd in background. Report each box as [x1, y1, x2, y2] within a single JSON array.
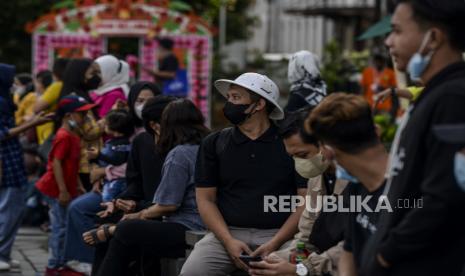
[[1, 1, 465, 276]]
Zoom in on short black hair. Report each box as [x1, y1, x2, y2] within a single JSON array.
[[396, 0, 465, 51], [15, 73, 32, 85], [52, 58, 69, 81], [36, 70, 53, 89], [277, 108, 318, 145], [142, 95, 177, 135], [105, 109, 134, 138]]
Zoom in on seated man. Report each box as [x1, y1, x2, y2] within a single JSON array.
[[180, 73, 307, 275], [249, 109, 349, 276], [306, 93, 390, 276]]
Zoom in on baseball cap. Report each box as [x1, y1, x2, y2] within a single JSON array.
[[57, 95, 96, 116]]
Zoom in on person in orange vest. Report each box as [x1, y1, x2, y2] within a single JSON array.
[[360, 53, 397, 112]]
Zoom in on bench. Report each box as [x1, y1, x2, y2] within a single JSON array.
[[160, 230, 249, 276]]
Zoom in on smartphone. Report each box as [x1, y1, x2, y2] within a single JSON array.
[[239, 254, 262, 266]]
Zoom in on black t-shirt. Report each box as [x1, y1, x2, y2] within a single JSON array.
[[343, 181, 386, 269], [118, 132, 164, 210], [195, 125, 307, 229], [157, 54, 179, 84]]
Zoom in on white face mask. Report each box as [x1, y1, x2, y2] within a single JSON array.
[[13, 85, 26, 96], [293, 153, 330, 179], [135, 104, 144, 120], [407, 30, 434, 82]]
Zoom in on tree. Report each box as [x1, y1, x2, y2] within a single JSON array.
[[0, 0, 255, 72], [0, 0, 55, 72]]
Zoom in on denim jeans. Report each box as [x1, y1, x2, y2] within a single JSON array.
[[102, 179, 126, 202], [0, 187, 25, 262], [63, 192, 103, 263], [46, 197, 67, 268]]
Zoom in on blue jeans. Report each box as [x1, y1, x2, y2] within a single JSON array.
[[102, 179, 126, 202], [63, 192, 102, 263], [0, 187, 25, 262], [47, 197, 67, 268]]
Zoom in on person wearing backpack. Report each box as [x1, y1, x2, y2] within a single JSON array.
[[180, 73, 307, 275]]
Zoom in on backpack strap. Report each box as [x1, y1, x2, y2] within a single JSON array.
[[215, 127, 233, 157]]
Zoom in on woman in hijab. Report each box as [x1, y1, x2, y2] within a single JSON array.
[[90, 55, 130, 118], [285, 51, 327, 112], [127, 81, 161, 132], [0, 63, 51, 271]]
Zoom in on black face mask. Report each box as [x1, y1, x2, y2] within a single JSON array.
[[223, 101, 256, 125], [85, 75, 101, 90]]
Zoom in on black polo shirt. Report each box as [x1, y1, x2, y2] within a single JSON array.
[[195, 124, 307, 229]]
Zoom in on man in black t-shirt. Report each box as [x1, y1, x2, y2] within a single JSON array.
[[143, 37, 179, 88], [180, 73, 307, 275], [306, 93, 390, 276]]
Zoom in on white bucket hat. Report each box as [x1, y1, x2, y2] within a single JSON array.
[[214, 72, 284, 120]]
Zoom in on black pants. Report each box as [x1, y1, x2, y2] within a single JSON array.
[[94, 219, 188, 276]]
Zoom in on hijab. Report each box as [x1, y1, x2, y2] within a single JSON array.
[[93, 55, 130, 96], [127, 81, 161, 127], [288, 51, 327, 107]]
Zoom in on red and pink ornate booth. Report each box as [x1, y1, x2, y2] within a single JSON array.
[[27, 0, 212, 123]]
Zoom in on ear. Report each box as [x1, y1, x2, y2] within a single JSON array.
[[255, 98, 267, 112], [429, 27, 446, 51]]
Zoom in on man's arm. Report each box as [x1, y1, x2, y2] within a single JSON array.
[[338, 250, 357, 276], [1, 112, 52, 140], [197, 187, 234, 244], [196, 187, 252, 271], [252, 188, 307, 257]]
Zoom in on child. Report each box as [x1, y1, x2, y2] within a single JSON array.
[[88, 109, 133, 202], [35, 95, 95, 275]]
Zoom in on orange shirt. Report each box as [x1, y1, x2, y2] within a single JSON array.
[[361, 67, 397, 111]]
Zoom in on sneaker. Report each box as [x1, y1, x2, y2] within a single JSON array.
[[44, 267, 62, 276], [0, 260, 11, 271], [60, 267, 86, 276], [9, 259, 20, 268], [66, 260, 92, 276]]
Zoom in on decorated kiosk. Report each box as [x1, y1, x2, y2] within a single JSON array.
[[26, 0, 213, 122]]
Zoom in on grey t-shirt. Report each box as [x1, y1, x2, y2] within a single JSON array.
[[153, 144, 205, 230]]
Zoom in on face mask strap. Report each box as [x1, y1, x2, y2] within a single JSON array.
[[418, 30, 433, 55]]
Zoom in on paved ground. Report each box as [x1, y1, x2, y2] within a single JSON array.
[[0, 228, 48, 276]]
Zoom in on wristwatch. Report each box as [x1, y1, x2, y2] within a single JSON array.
[[296, 263, 308, 276]]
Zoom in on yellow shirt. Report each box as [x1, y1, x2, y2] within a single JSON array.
[[15, 92, 37, 125], [36, 82, 63, 144]]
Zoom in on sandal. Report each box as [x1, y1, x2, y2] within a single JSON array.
[[83, 224, 113, 246]]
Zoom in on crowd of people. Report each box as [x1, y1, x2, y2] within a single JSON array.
[[1, 0, 465, 276]]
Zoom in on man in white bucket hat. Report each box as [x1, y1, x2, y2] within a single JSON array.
[[180, 73, 307, 275]]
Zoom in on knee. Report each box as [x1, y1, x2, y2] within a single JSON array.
[[112, 219, 134, 241], [180, 257, 206, 276]]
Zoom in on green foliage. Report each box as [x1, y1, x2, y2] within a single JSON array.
[[0, 0, 55, 72], [320, 40, 344, 93], [52, 0, 75, 10], [169, 1, 192, 12]]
